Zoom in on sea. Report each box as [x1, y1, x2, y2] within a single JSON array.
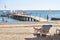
[[0, 10, 60, 22]]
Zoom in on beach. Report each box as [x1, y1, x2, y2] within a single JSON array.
[[0, 21, 60, 40], [0, 10, 60, 40], [0, 0, 60, 40]]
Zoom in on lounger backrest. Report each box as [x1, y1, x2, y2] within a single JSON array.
[[42, 24, 52, 34]]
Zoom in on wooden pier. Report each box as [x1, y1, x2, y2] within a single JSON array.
[[11, 13, 47, 22]]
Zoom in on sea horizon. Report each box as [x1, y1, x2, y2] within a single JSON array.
[[0, 10, 60, 22]]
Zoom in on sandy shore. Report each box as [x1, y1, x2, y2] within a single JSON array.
[[0, 21, 60, 40]]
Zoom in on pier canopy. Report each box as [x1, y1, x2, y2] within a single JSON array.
[[11, 10, 29, 15]]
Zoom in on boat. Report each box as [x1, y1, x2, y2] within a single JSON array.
[[51, 17, 60, 20]]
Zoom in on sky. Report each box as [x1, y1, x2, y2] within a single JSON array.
[[0, 0, 60, 10]]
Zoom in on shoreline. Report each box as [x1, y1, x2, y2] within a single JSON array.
[[0, 21, 60, 40]]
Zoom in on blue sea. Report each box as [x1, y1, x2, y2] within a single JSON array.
[[0, 10, 60, 22]]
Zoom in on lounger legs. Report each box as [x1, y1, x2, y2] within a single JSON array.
[[40, 33, 43, 36]]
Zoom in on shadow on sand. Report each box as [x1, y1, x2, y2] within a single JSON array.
[[25, 34, 60, 40]]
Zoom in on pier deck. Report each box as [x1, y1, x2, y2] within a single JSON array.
[[11, 14, 47, 21]]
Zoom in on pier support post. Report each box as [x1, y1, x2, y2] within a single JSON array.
[[34, 19, 36, 22], [2, 17, 5, 22], [24, 17, 27, 21], [33, 19, 39, 22], [31, 18, 33, 22], [28, 17, 30, 21]]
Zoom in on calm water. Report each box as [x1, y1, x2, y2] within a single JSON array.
[[0, 17, 20, 22], [26, 10, 60, 20], [0, 10, 60, 22]]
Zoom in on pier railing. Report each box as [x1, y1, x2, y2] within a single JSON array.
[[11, 14, 47, 22]]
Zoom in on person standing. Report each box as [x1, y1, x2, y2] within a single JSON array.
[[2, 17, 5, 22], [46, 15, 49, 21]]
